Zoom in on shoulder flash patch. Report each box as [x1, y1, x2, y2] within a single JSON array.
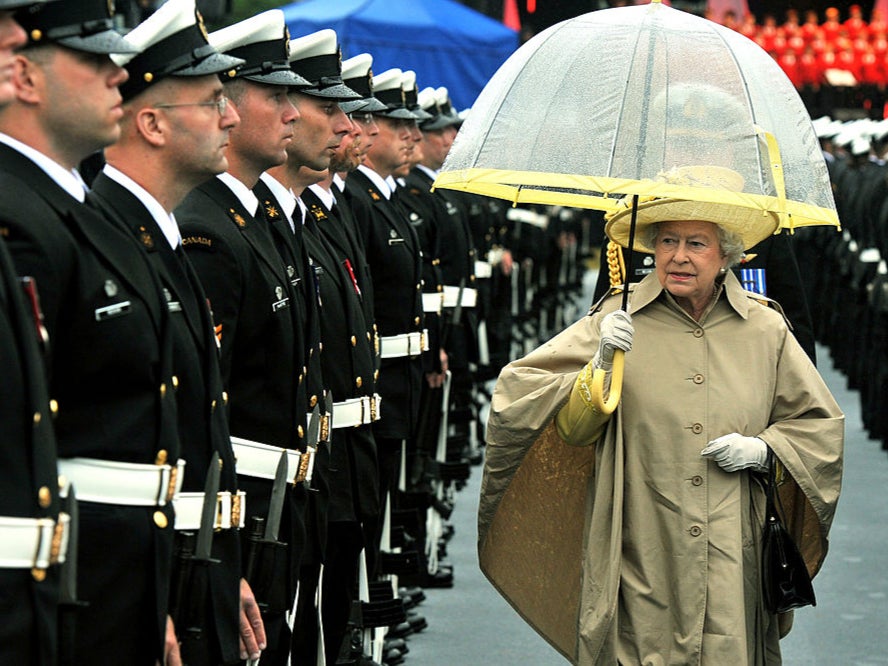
[[182, 235, 213, 249]]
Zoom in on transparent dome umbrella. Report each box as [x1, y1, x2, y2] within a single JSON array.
[[434, 0, 840, 412], [435, 0, 838, 229]]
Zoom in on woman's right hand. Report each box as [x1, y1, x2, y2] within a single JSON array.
[[594, 310, 634, 371]]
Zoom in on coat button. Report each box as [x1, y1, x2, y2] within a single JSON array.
[[33, 411, 41, 424], [374, 369, 379, 381], [298, 425, 304, 438], [32, 568, 46, 582], [155, 449, 168, 465], [351, 335, 357, 346], [310, 395, 318, 407], [159, 382, 167, 397], [153, 511, 169, 529], [693, 374, 704, 384], [689, 525, 702, 537], [50, 399, 59, 416], [38, 486, 51, 508], [693, 328, 704, 338], [356, 376, 363, 388], [691, 475, 703, 486], [691, 423, 703, 434], [171, 375, 179, 389], [222, 391, 228, 405], [414, 316, 421, 325]]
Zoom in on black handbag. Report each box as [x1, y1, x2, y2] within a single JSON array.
[[761, 453, 817, 614]]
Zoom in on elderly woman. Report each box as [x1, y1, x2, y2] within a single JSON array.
[[478, 167, 844, 665]]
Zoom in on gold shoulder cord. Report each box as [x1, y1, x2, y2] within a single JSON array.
[[606, 240, 625, 290]]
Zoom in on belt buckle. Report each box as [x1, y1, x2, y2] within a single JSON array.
[[419, 331, 426, 353], [320, 414, 330, 442], [230, 492, 242, 528], [49, 517, 66, 565], [369, 395, 378, 422], [294, 451, 311, 484], [165, 464, 179, 503]]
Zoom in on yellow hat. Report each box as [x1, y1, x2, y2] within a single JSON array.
[[603, 165, 780, 253]]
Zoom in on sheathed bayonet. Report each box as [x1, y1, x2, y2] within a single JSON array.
[[302, 405, 321, 489], [195, 451, 221, 559], [58, 486, 78, 605], [264, 450, 288, 542]]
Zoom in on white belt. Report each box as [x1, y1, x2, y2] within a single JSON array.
[[0, 514, 70, 569], [422, 292, 443, 314], [58, 457, 185, 506], [231, 436, 317, 486], [443, 286, 477, 308], [331, 394, 382, 429], [173, 491, 246, 531], [379, 330, 429, 359], [474, 260, 493, 278]]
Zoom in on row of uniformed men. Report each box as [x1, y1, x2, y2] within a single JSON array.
[[0, 0, 516, 665], [802, 115, 888, 460]]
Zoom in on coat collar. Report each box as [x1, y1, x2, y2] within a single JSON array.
[[630, 269, 750, 320]]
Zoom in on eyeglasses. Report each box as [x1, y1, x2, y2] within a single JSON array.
[[155, 96, 229, 116]]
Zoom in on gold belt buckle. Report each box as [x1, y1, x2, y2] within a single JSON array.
[[370, 395, 377, 422], [165, 464, 179, 503], [230, 492, 242, 528], [295, 451, 311, 484], [320, 414, 330, 442]]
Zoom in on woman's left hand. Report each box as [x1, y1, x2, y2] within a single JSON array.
[[701, 433, 768, 472]]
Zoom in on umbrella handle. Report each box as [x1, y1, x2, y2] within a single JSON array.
[[590, 349, 624, 414]]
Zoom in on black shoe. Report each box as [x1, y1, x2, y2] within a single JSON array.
[[382, 647, 405, 665], [406, 610, 428, 633], [384, 637, 408, 654], [419, 569, 454, 589], [399, 586, 426, 607], [386, 621, 413, 639]]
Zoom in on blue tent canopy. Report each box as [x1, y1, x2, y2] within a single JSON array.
[[281, 0, 519, 110]]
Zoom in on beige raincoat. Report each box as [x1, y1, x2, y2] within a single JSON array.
[[479, 271, 844, 665]]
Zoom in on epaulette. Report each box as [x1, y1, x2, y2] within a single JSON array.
[[744, 290, 794, 330], [587, 282, 635, 316]]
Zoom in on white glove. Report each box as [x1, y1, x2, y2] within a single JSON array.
[[593, 310, 633, 372], [701, 433, 768, 473]]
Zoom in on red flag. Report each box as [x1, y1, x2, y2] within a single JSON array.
[[504, 0, 521, 31]]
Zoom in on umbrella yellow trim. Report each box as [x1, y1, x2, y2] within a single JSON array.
[[433, 168, 840, 230]]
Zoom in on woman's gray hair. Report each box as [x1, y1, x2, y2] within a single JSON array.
[[641, 222, 745, 267]]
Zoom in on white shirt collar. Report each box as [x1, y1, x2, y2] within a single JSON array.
[[259, 172, 297, 233], [332, 173, 347, 192], [357, 164, 392, 199], [217, 172, 259, 217], [295, 197, 308, 226], [102, 165, 181, 250], [0, 132, 87, 203], [308, 182, 336, 210], [416, 164, 438, 180]]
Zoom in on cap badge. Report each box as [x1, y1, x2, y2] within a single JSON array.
[[196, 9, 209, 43]]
